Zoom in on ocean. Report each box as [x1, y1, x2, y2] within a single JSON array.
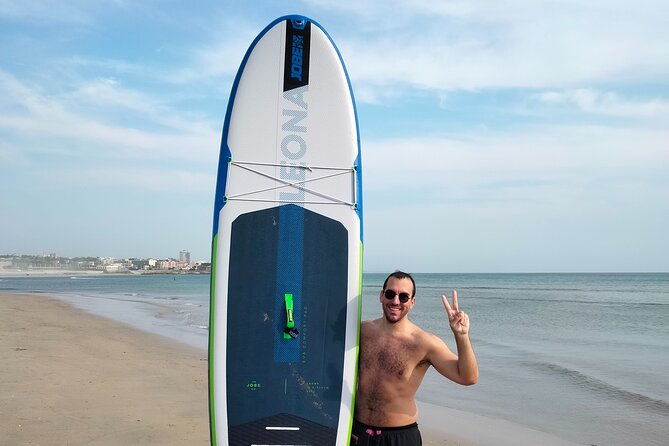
[[2, 272, 668, 445]]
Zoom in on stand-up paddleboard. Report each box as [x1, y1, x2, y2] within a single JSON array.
[[209, 15, 363, 446]]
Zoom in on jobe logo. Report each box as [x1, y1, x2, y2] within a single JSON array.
[[291, 35, 304, 81]]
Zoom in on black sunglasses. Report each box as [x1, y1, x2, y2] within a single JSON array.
[[383, 289, 412, 303]]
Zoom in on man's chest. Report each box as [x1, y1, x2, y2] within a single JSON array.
[[360, 334, 427, 379]]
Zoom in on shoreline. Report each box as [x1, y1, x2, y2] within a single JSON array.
[[1, 292, 581, 445], [0, 268, 209, 277]]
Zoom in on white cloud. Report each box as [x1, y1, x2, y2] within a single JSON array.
[[363, 124, 669, 203], [531, 89, 669, 119], [166, 41, 245, 85], [67, 166, 215, 193], [0, 70, 219, 164], [326, 0, 669, 95], [70, 77, 218, 135], [164, 16, 261, 85], [0, 0, 92, 24]]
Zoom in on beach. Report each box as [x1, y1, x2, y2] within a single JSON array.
[[1, 292, 581, 446], [1, 293, 210, 445]]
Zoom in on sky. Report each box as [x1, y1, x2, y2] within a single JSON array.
[[1, 0, 668, 272]]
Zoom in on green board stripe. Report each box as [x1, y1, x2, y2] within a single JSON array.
[[348, 241, 364, 442], [208, 234, 218, 445]]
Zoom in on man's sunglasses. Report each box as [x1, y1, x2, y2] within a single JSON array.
[[383, 289, 412, 303]]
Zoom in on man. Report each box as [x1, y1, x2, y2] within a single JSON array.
[[352, 271, 478, 445]]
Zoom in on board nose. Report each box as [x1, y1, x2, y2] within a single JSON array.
[[291, 17, 308, 29]]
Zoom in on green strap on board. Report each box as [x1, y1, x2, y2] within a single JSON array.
[[283, 293, 299, 339]]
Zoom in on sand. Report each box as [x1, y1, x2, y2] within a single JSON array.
[[417, 401, 578, 446], [1, 293, 209, 445], [1, 292, 576, 445]]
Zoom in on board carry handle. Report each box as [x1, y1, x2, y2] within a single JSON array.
[[283, 293, 299, 339]]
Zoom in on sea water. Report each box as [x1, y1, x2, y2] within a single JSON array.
[[2, 272, 668, 445]]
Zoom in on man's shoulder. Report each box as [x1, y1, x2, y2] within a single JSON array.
[[360, 318, 381, 333], [361, 317, 384, 327], [405, 324, 448, 353]]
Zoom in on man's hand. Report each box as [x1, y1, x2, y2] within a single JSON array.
[[441, 289, 470, 336]]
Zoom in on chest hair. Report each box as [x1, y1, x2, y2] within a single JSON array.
[[361, 332, 427, 378]]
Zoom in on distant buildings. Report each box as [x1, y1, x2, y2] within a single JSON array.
[[179, 250, 191, 264], [0, 251, 211, 274]]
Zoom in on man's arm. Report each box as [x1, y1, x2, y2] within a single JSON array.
[[427, 290, 478, 385], [426, 332, 478, 385]]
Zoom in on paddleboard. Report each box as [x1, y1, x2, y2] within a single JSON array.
[[209, 15, 363, 446]]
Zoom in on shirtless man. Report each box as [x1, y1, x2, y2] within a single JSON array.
[[352, 271, 478, 445]]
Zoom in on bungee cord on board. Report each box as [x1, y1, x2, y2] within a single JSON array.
[[224, 160, 359, 208]]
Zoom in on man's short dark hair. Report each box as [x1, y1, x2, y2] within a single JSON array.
[[382, 270, 416, 297]]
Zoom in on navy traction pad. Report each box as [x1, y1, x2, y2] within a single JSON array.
[[226, 204, 348, 444]]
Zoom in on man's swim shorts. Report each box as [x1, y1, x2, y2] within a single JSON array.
[[350, 419, 422, 446]]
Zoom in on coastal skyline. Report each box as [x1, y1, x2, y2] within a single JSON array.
[[2, 1, 668, 273], [0, 251, 210, 273]]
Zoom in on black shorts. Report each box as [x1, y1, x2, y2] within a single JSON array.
[[350, 419, 422, 446]]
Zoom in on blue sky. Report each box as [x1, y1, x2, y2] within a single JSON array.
[[1, 0, 667, 272]]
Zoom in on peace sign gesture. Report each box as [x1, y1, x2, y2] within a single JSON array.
[[441, 289, 470, 336]]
